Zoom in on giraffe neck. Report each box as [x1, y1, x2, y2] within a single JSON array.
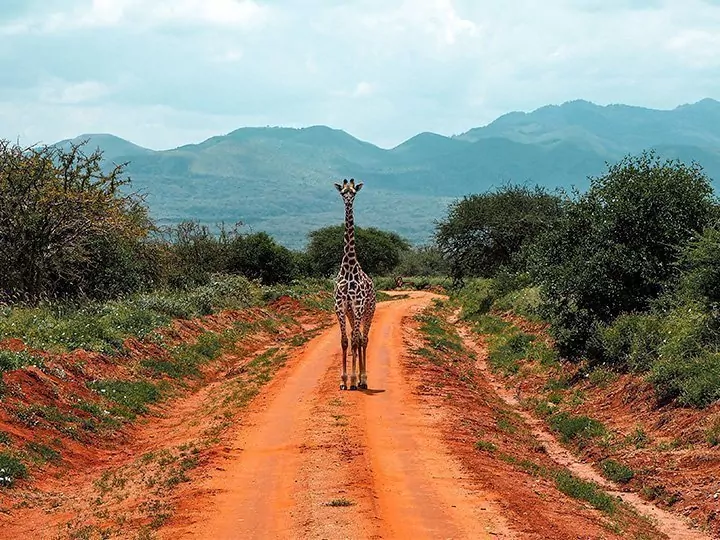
[[341, 200, 358, 271]]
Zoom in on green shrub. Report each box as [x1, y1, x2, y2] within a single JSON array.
[[474, 440, 497, 452], [305, 225, 410, 277], [598, 313, 664, 372], [0, 350, 44, 373], [458, 279, 497, 319], [435, 184, 563, 281], [486, 330, 535, 375], [393, 245, 449, 277], [549, 411, 606, 444], [493, 286, 542, 320], [417, 314, 463, 353], [226, 232, 297, 284], [88, 380, 162, 416], [528, 151, 716, 359], [0, 139, 155, 303], [677, 226, 720, 305], [0, 452, 28, 487], [650, 353, 720, 408], [600, 459, 634, 484], [705, 417, 720, 446], [554, 470, 617, 514]]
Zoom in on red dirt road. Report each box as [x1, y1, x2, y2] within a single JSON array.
[[161, 291, 512, 539]]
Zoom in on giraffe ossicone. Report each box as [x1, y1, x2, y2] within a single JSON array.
[[333, 178, 376, 391]]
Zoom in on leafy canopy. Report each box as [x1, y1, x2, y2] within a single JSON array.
[[435, 183, 563, 281], [305, 225, 410, 277]]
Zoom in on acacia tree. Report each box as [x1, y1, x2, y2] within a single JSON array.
[[0, 139, 155, 302], [435, 183, 563, 282]]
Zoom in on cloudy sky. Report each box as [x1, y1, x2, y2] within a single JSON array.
[[1, 0, 719, 150]]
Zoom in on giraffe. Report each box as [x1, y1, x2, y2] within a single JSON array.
[[333, 178, 376, 391]]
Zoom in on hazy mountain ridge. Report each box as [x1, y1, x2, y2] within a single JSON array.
[[53, 99, 720, 249]]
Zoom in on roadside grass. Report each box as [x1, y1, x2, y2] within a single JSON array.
[[548, 411, 607, 446], [413, 295, 660, 537], [600, 459, 635, 484], [0, 274, 334, 359], [0, 277, 331, 494]]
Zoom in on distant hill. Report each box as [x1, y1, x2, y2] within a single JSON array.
[[50, 99, 720, 249], [54, 134, 155, 162]]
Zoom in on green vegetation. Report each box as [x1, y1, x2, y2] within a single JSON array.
[[0, 350, 44, 373], [474, 440, 497, 452], [548, 412, 607, 445], [416, 311, 463, 354], [303, 224, 410, 277], [0, 274, 258, 353], [500, 453, 618, 515], [0, 139, 157, 303], [451, 151, 720, 409], [0, 452, 28, 487], [87, 380, 163, 417], [527, 151, 716, 360], [143, 332, 224, 379], [436, 184, 563, 283], [554, 469, 618, 514], [705, 418, 720, 446], [600, 459, 635, 484]]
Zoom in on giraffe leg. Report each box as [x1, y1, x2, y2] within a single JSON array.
[[350, 326, 360, 390], [359, 307, 374, 390], [337, 310, 349, 390], [358, 336, 367, 390]]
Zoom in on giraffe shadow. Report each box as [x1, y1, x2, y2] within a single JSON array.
[[360, 388, 386, 396]]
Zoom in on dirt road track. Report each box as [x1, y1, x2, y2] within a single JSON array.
[[162, 291, 512, 539]]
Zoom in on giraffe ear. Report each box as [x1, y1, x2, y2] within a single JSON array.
[[334, 183, 343, 192], [355, 182, 364, 192]]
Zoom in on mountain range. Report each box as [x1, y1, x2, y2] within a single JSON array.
[[54, 98, 720, 249]]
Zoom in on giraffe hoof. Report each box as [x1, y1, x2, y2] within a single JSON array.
[[358, 382, 368, 390], [340, 384, 347, 390], [350, 385, 358, 391]]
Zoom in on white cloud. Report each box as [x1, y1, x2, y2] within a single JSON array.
[[39, 79, 111, 104], [1, 0, 269, 34], [1, 0, 720, 150], [666, 29, 720, 68], [211, 48, 245, 63], [352, 82, 375, 98]]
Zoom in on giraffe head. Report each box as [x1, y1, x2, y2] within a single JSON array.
[[334, 178, 363, 204]]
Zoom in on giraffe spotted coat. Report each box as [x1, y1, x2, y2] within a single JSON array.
[[333, 178, 376, 391]]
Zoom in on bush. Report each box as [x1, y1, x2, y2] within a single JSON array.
[[600, 459, 635, 484], [493, 286, 542, 320], [435, 183, 563, 281], [393, 245, 448, 277], [0, 350, 44, 374], [650, 353, 720, 408], [0, 139, 155, 303], [677, 225, 720, 306], [598, 313, 664, 372], [457, 279, 497, 319], [305, 225, 410, 277], [161, 221, 231, 287], [0, 452, 28, 487], [88, 380, 163, 416], [528, 151, 717, 359], [226, 232, 296, 284], [548, 412, 606, 444]]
